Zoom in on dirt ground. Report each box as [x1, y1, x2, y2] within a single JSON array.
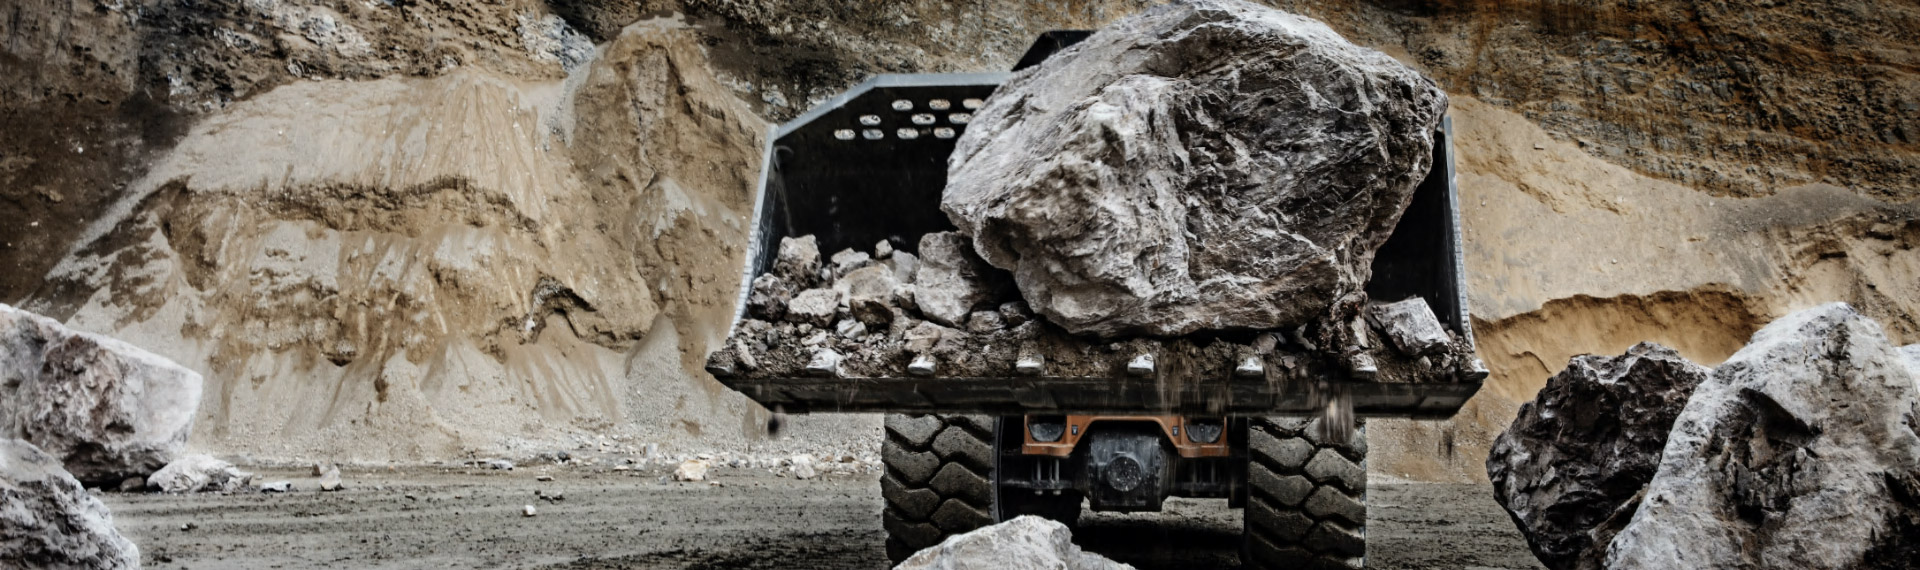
[[103, 466, 1541, 570]]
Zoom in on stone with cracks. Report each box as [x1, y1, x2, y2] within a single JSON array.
[[1369, 298, 1451, 356], [787, 289, 840, 328], [0, 439, 141, 569], [774, 235, 822, 286], [912, 232, 1009, 328], [747, 274, 794, 320], [1606, 304, 1920, 569], [943, 0, 1448, 338], [838, 265, 900, 326], [148, 454, 255, 493], [1486, 342, 1711, 570], [0, 304, 204, 486], [893, 515, 1133, 570]]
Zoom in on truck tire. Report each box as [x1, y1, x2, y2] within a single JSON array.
[[881, 413, 997, 563], [1244, 417, 1368, 569]]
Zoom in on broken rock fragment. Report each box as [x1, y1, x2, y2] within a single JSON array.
[[943, 0, 1448, 338], [893, 515, 1131, 570], [0, 439, 141, 569], [912, 232, 1009, 328], [1487, 342, 1710, 570], [0, 304, 204, 486], [1368, 298, 1451, 356], [148, 454, 255, 493], [787, 289, 840, 328], [774, 235, 823, 286], [747, 274, 794, 320]]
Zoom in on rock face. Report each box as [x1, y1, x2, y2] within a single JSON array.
[[944, 0, 1448, 338], [1487, 342, 1711, 570], [0, 304, 203, 486], [148, 454, 255, 493], [893, 515, 1132, 570], [0, 439, 141, 569], [1605, 303, 1920, 569]]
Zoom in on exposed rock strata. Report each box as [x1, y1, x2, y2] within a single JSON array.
[[944, 0, 1448, 338], [0, 304, 202, 486]]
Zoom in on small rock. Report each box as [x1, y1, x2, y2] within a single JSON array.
[[318, 465, 343, 492], [117, 477, 144, 493], [534, 475, 554, 482], [773, 236, 822, 286], [791, 454, 817, 480], [894, 515, 1132, 570], [522, 504, 537, 517], [830, 248, 873, 276], [673, 459, 710, 482], [747, 274, 793, 320], [967, 310, 1006, 333], [1368, 297, 1450, 356], [840, 265, 900, 326], [148, 454, 254, 493], [912, 232, 1009, 327], [259, 481, 292, 493], [874, 240, 894, 259], [999, 301, 1032, 327], [787, 289, 840, 327], [835, 319, 868, 340], [484, 459, 515, 470]]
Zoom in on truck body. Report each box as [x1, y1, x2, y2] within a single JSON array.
[[705, 33, 1482, 569]]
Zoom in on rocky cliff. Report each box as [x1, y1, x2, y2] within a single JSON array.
[[3, 0, 1915, 467]]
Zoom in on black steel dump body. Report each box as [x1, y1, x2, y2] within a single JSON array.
[[709, 72, 1481, 419]]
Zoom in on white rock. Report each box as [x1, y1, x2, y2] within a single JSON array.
[[942, 1, 1447, 337], [0, 304, 204, 485], [787, 289, 840, 327], [318, 465, 342, 491], [774, 236, 822, 286], [484, 459, 515, 470], [790, 454, 817, 480], [912, 232, 1008, 328], [148, 454, 254, 493], [259, 480, 292, 493], [1606, 304, 1920, 569], [673, 459, 710, 482], [0, 439, 141, 568], [522, 504, 537, 517], [1368, 297, 1451, 356], [893, 515, 1132, 570]]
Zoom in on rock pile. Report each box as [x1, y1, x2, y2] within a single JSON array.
[[1490, 304, 1920, 569], [0, 439, 141, 569], [944, 0, 1448, 338], [0, 304, 204, 486], [714, 234, 1481, 385], [893, 515, 1132, 570]]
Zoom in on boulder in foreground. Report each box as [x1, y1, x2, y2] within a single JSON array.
[[944, 0, 1448, 338], [0, 439, 140, 569], [893, 515, 1132, 570], [0, 304, 203, 486], [1487, 342, 1710, 570], [1606, 303, 1920, 569]]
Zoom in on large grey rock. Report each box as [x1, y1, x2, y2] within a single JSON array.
[[1606, 303, 1920, 569], [0, 304, 203, 486], [148, 454, 255, 493], [893, 515, 1133, 570], [774, 235, 823, 286], [786, 289, 840, 328], [1487, 343, 1711, 570], [943, 0, 1448, 338], [0, 439, 141, 569], [912, 232, 1009, 328]]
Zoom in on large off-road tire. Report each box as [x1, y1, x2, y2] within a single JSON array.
[[881, 414, 998, 563], [1244, 417, 1368, 569]]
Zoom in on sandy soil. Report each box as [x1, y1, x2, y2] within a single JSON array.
[[102, 467, 1539, 570]]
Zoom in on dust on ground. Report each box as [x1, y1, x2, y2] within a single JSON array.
[[104, 467, 1539, 570]]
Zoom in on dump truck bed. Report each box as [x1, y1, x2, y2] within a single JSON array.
[[706, 72, 1482, 419]]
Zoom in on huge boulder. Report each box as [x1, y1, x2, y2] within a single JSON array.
[[0, 439, 141, 569], [0, 304, 203, 486], [1487, 342, 1712, 570], [943, 0, 1448, 338], [893, 515, 1132, 570], [1606, 303, 1920, 568]]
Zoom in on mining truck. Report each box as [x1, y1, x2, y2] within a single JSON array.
[[706, 32, 1484, 569]]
